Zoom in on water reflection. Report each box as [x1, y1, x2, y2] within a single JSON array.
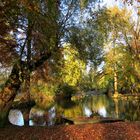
[[8, 95, 140, 126], [98, 107, 107, 117], [48, 106, 56, 126], [29, 107, 46, 126], [84, 106, 92, 117], [8, 109, 24, 126]]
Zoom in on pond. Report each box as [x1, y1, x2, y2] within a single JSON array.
[[9, 94, 140, 126]]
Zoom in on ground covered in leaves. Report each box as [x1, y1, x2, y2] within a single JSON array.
[[0, 122, 140, 140]]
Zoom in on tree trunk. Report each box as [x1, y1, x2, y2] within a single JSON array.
[[24, 16, 32, 103], [0, 63, 22, 127], [113, 38, 118, 97], [114, 99, 119, 118], [23, 22, 32, 125], [0, 51, 52, 127], [114, 70, 118, 96]]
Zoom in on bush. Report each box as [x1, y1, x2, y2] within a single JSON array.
[[57, 83, 77, 98], [30, 81, 57, 108], [31, 81, 58, 96]]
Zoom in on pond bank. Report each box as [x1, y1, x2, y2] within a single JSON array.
[[0, 122, 140, 140]]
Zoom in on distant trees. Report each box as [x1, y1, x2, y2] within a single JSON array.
[[75, 4, 140, 94], [94, 6, 140, 95]]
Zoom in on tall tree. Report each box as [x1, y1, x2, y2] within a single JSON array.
[[96, 6, 140, 95], [0, 0, 102, 127], [0, 0, 60, 126]]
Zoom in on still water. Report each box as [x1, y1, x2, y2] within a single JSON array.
[[9, 95, 140, 126]]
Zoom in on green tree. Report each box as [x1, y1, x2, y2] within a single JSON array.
[[97, 6, 140, 95], [61, 44, 86, 86], [0, 0, 102, 127], [0, 0, 64, 126]]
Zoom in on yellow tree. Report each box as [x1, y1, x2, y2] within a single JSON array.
[[107, 7, 132, 96], [61, 43, 86, 86]]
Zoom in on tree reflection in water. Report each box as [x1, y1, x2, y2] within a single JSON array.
[[8, 95, 140, 126]]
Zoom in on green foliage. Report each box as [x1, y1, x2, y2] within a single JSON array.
[[30, 80, 56, 108], [31, 80, 58, 96], [57, 83, 78, 98], [60, 44, 86, 87], [91, 6, 140, 94], [80, 69, 98, 91]]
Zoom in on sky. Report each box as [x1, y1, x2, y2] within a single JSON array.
[[103, 0, 139, 21], [102, 0, 119, 7]]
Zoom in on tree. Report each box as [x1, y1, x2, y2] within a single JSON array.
[[96, 6, 140, 95], [60, 43, 86, 86], [0, 0, 62, 126], [0, 0, 102, 127]]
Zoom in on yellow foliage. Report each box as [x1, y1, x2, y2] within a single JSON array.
[[109, 6, 131, 20], [61, 43, 86, 86]]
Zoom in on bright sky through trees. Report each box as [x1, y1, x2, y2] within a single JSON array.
[[103, 0, 139, 21]]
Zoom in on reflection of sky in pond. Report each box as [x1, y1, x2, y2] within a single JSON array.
[[84, 106, 92, 117], [48, 106, 56, 126], [8, 109, 24, 126], [48, 106, 55, 118], [84, 106, 107, 117], [29, 120, 34, 126], [29, 108, 46, 126], [98, 107, 107, 117]]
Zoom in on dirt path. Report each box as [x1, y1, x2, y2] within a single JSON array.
[[0, 122, 140, 140]]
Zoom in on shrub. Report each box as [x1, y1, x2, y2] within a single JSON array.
[[57, 83, 77, 98], [30, 81, 57, 108]]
